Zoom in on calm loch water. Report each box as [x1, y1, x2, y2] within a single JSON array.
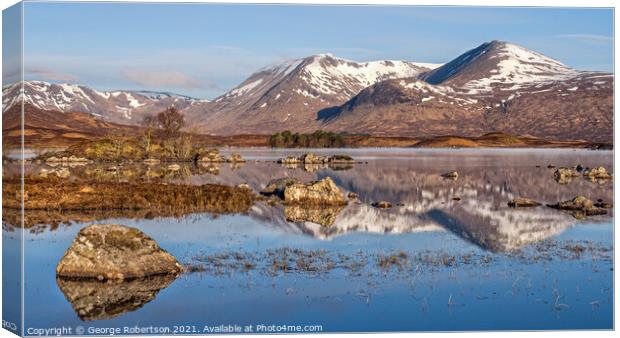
[[5, 148, 614, 333]]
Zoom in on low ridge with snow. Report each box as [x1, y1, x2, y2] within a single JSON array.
[[2, 81, 200, 124]]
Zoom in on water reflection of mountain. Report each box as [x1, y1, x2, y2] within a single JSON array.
[[9, 152, 613, 252], [243, 159, 612, 252], [56, 274, 177, 321]]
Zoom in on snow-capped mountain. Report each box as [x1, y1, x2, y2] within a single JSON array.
[[187, 53, 441, 134], [421, 40, 581, 93], [2, 81, 200, 124], [320, 41, 613, 142]]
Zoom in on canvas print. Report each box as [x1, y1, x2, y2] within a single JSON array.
[[1, 2, 614, 336]]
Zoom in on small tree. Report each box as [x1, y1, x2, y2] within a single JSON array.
[[157, 106, 185, 139], [140, 114, 158, 153]]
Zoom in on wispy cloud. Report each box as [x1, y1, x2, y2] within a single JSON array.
[[556, 34, 613, 43], [25, 66, 79, 82], [121, 69, 202, 89]]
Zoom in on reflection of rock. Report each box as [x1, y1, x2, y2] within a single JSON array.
[[56, 224, 183, 280], [554, 167, 580, 184], [284, 177, 346, 205], [199, 163, 220, 175], [39, 167, 70, 178], [284, 205, 345, 226], [57, 274, 177, 321]]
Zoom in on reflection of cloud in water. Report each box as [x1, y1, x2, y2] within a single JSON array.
[[56, 274, 177, 321]]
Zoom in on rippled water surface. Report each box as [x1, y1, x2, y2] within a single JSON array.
[[5, 148, 614, 333]]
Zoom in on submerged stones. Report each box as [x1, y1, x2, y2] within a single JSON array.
[[56, 224, 183, 280], [441, 171, 459, 180], [284, 177, 346, 206], [372, 201, 392, 209], [507, 198, 541, 208]]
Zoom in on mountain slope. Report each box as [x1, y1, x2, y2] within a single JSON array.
[[187, 54, 440, 134], [2, 103, 137, 147], [2, 81, 201, 125], [321, 41, 613, 142]]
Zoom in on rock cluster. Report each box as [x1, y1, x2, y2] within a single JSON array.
[[582, 166, 613, 180], [45, 155, 91, 164], [56, 224, 183, 280], [547, 196, 607, 219], [553, 167, 580, 184], [277, 153, 355, 165]]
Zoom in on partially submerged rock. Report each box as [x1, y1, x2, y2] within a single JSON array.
[[329, 154, 355, 164], [198, 148, 227, 163], [278, 156, 300, 164], [347, 192, 358, 199], [284, 177, 346, 206], [583, 166, 613, 180], [547, 196, 607, 219], [553, 167, 580, 184], [300, 153, 329, 164], [507, 198, 541, 208], [441, 171, 459, 179], [56, 224, 183, 280], [260, 178, 300, 198], [372, 201, 392, 209], [228, 153, 245, 163]]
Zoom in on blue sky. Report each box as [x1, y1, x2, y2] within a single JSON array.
[[10, 3, 615, 99]]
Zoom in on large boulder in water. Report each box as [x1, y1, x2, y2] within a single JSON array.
[[56, 224, 182, 280], [284, 177, 346, 206], [260, 178, 300, 198]]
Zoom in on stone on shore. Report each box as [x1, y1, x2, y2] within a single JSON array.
[[284, 177, 346, 206], [56, 224, 183, 280], [507, 198, 541, 208]]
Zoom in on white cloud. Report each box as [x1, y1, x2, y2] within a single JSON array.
[[25, 66, 79, 82], [556, 34, 613, 43], [121, 69, 202, 89]]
